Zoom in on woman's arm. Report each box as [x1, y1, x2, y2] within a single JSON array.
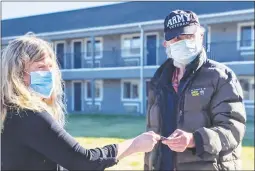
[[16, 110, 117, 170], [15, 110, 159, 170]]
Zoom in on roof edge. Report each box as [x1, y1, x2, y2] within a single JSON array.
[[2, 9, 254, 40]]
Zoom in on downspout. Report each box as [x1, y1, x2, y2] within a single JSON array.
[[139, 24, 144, 115]]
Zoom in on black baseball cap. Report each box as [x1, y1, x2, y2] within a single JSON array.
[[164, 10, 200, 41]]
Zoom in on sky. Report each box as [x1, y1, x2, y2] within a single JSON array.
[[2, 2, 122, 20]]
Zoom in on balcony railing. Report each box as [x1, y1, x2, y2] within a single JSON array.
[[57, 40, 254, 69], [206, 40, 254, 62]]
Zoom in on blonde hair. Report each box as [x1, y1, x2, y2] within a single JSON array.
[[1, 33, 66, 131]]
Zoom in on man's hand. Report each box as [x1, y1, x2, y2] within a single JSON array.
[[161, 129, 195, 152]]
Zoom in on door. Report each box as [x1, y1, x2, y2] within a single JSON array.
[[73, 42, 82, 68], [74, 82, 82, 111], [146, 35, 157, 66], [56, 43, 65, 69]]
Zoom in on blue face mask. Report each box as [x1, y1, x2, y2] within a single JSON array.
[[29, 71, 54, 98]]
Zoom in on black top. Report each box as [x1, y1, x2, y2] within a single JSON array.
[[1, 108, 118, 170]]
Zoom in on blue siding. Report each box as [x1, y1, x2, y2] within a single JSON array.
[[209, 23, 240, 62], [101, 35, 122, 67], [101, 79, 140, 115], [101, 79, 123, 114], [64, 79, 142, 115], [227, 62, 254, 75], [61, 61, 254, 81], [2, 2, 254, 116], [207, 22, 254, 62]]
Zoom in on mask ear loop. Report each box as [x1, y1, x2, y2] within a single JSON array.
[[23, 70, 32, 86], [23, 71, 30, 75]]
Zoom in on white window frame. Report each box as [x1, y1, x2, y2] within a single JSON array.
[[86, 101, 102, 111], [84, 37, 103, 59], [86, 60, 101, 68], [144, 32, 159, 66], [122, 58, 140, 66], [71, 81, 84, 111], [121, 79, 140, 101], [240, 51, 255, 56], [238, 76, 254, 102], [123, 103, 140, 113], [54, 41, 67, 68], [85, 80, 103, 101], [237, 22, 254, 50], [121, 33, 141, 57], [71, 39, 84, 68], [48, 41, 54, 49]]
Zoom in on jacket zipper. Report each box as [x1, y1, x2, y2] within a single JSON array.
[[174, 74, 195, 171]]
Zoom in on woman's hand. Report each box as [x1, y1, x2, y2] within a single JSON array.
[[132, 131, 161, 153], [116, 131, 160, 160]]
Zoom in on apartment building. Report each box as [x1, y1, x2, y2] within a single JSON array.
[[2, 1, 254, 116]]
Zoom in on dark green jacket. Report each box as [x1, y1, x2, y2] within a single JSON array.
[[144, 50, 246, 170]]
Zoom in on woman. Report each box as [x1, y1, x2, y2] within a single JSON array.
[[1, 34, 160, 170]]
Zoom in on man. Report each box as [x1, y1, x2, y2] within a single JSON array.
[[144, 10, 246, 170]]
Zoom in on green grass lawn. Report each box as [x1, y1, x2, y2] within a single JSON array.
[[65, 114, 254, 170]]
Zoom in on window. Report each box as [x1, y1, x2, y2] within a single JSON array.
[[85, 80, 103, 101], [86, 41, 92, 57], [95, 81, 102, 99], [241, 26, 252, 47], [86, 60, 101, 68], [85, 38, 103, 58], [86, 81, 92, 99], [123, 103, 139, 113], [86, 102, 101, 111], [122, 80, 140, 100], [122, 35, 141, 57], [238, 76, 254, 101], [238, 22, 254, 49], [95, 40, 101, 57]]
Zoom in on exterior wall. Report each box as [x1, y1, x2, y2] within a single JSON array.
[[2, 13, 254, 116], [63, 62, 254, 115], [101, 79, 124, 114], [3, 21, 253, 69], [209, 21, 254, 62], [51, 20, 254, 71], [64, 78, 142, 115], [101, 35, 122, 67]]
